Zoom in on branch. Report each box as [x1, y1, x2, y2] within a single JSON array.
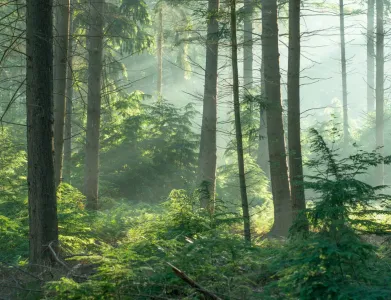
[[167, 263, 222, 300]]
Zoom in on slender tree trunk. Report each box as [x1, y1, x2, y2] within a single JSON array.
[[198, 0, 219, 213], [26, 0, 58, 265], [157, 7, 163, 101], [84, 0, 104, 210], [288, 0, 306, 224], [63, 3, 73, 184], [261, 0, 292, 237], [231, 0, 251, 243], [53, 0, 70, 187], [376, 0, 384, 185], [339, 0, 349, 146], [258, 44, 270, 179], [367, 0, 375, 113]]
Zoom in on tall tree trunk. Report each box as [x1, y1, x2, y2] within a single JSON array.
[[63, 3, 73, 184], [288, 0, 306, 224], [339, 0, 349, 146], [198, 0, 219, 213], [157, 7, 163, 101], [84, 0, 104, 210], [376, 0, 384, 185], [257, 41, 270, 179], [231, 0, 251, 243], [367, 0, 375, 113], [26, 0, 58, 265], [261, 0, 292, 237], [53, 0, 70, 187]]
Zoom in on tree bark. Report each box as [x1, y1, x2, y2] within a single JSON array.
[[84, 0, 104, 210], [63, 2, 73, 184], [261, 0, 292, 237], [339, 0, 349, 146], [198, 0, 219, 213], [26, 0, 59, 265], [376, 0, 384, 185], [288, 0, 306, 223], [157, 7, 163, 101], [231, 0, 251, 243], [257, 35, 270, 179], [367, 0, 375, 113], [53, 0, 70, 188]]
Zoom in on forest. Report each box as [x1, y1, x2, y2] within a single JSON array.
[[1, 0, 391, 299]]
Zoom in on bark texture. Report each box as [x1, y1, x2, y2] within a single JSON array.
[[367, 0, 375, 113], [339, 0, 349, 146], [287, 0, 306, 222], [198, 0, 219, 212], [261, 0, 292, 237], [376, 0, 384, 185], [53, 0, 70, 187], [231, 0, 251, 243], [63, 3, 74, 184], [84, 0, 104, 210], [26, 0, 58, 265]]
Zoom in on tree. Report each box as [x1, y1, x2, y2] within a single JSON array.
[[26, 0, 58, 264], [84, 0, 105, 210], [63, 1, 74, 184], [287, 0, 305, 223], [261, 0, 292, 237], [230, 0, 251, 243], [367, 0, 375, 113], [157, 6, 163, 100], [243, 0, 252, 91], [339, 0, 349, 146], [53, 0, 70, 187], [376, 0, 384, 185], [198, 0, 219, 212]]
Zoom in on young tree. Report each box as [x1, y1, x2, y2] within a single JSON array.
[[287, 0, 305, 222], [84, 0, 105, 210], [63, 2, 74, 184], [376, 0, 384, 185], [198, 0, 219, 212], [243, 0, 252, 90], [231, 0, 251, 243], [339, 0, 349, 146], [157, 6, 163, 100], [262, 0, 292, 237], [26, 0, 58, 264], [367, 0, 375, 112], [53, 0, 70, 187]]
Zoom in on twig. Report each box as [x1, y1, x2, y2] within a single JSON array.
[[167, 263, 222, 300], [48, 241, 71, 271]]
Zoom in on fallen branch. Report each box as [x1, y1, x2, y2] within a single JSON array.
[[167, 263, 222, 300], [48, 241, 71, 271]]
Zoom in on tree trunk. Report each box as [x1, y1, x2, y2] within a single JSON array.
[[231, 0, 251, 243], [261, 0, 292, 237], [53, 0, 70, 188], [26, 0, 58, 265], [339, 0, 349, 146], [376, 0, 384, 185], [367, 0, 375, 113], [288, 0, 306, 223], [63, 3, 73, 184], [84, 0, 104, 210], [257, 37, 270, 179], [157, 7, 163, 101], [198, 0, 219, 213]]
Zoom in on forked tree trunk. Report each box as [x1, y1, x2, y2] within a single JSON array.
[[26, 0, 58, 265], [339, 0, 349, 146], [367, 0, 375, 113], [84, 0, 104, 210], [261, 0, 292, 237], [63, 3, 74, 184], [198, 0, 219, 213], [53, 0, 70, 187], [376, 0, 384, 185], [231, 0, 251, 243], [287, 0, 306, 223]]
